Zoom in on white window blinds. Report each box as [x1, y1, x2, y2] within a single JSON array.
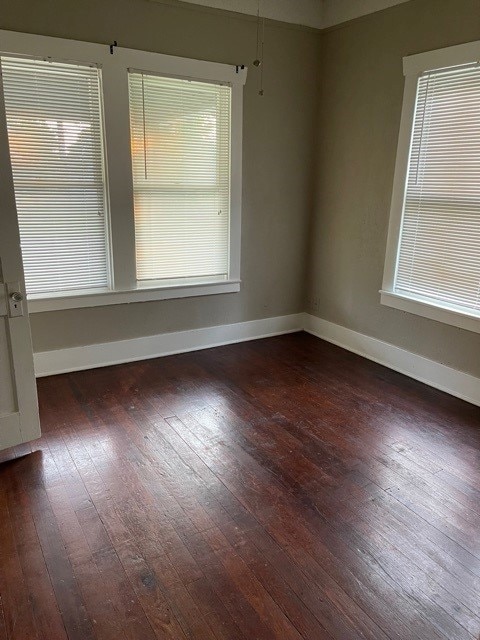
[[128, 71, 231, 282], [396, 64, 480, 312], [1, 56, 108, 295]]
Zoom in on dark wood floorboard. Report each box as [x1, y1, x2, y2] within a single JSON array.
[[1, 331, 479, 639]]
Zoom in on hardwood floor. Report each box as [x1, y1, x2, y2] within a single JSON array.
[[1, 332, 480, 640]]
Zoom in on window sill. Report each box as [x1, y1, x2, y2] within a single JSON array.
[[380, 290, 480, 335], [27, 280, 241, 313]]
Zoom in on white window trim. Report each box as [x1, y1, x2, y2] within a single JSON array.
[[381, 39, 480, 335], [0, 29, 247, 313], [27, 280, 241, 312]]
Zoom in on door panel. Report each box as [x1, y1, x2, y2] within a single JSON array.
[[0, 74, 40, 451], [0, 317, 16, 417]]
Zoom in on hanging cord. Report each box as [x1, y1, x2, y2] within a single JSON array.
[[253, 1, 265, 96], [255, 3, 261, 64], [414, 75, 430, 185], [259, 16, 265, 96], [141, 73, 148, 180]]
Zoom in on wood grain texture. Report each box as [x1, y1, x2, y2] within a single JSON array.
[[1, 332, 479, 639]]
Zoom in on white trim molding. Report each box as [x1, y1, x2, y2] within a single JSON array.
[[381, 39, 480, 335], [303, 314, 480, 408], [34, 313, 304, 377], [28, 280, 241, 313], [403, 39, 480, 77], [34, 311, 480, 408], [380, 290, 480, 335]]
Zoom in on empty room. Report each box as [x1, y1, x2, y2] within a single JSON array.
[[0, 0, 479, 638]]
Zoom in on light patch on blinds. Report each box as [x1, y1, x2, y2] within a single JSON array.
[[128, 71, 231, 282], [396, 63, 480, 312], [1, 56, 109, 295]]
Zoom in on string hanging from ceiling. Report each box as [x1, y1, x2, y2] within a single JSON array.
[[253, 0, 265, 96]]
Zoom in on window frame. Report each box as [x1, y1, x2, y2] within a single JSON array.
[[127, 69, 233, 285], [381, 39, 480, 335], [1, 56, 113, 297], [0, 29, 247, 313]]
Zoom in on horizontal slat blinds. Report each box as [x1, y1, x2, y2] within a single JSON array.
[[1, 56, 108, 295], [396, 64, 480, 312], [129, 71, 231, 282]]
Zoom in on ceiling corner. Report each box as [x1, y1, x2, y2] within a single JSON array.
[[174, 0, 413, 30]]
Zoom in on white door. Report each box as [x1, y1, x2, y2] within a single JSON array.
[[0, 79, 40, 451]]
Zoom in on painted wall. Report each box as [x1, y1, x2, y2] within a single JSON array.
[[1, 0, 320, 351], [4, 0, 480, 381], [307, 0, 480, 378]]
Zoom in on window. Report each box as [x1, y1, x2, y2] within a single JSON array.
[[1, 57, 108, 295], [0, 30, 246, 312], [382, 40, 480, 334], [129, 72, 231, 285]]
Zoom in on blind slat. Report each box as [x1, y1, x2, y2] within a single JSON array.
[[1, 56, 109, 295], [395, 63, 480, 312], [128, 71, 231, 282]]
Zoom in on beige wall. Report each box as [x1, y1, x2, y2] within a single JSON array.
[[308, 0, 480, 378], [4, 0, 480, 380], [1, 0, 320, 351]]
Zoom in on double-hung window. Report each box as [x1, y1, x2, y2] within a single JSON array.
[[382, 41, 480, 333], [128, 71, 231, 285], [0, 30, 246, 312], [1, 57, 109, 296]]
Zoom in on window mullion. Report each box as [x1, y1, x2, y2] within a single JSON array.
[[101, 60, 137, 292]]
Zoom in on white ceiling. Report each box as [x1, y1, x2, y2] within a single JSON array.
[[179, 0, 411, 29], [181, 0, 323, 28], [322, 0, 410, 28]]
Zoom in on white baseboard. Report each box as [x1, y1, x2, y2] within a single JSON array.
[[303, 313, 480, 408], [34, 311, 480, 408], [34, 313, 304, 377]]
